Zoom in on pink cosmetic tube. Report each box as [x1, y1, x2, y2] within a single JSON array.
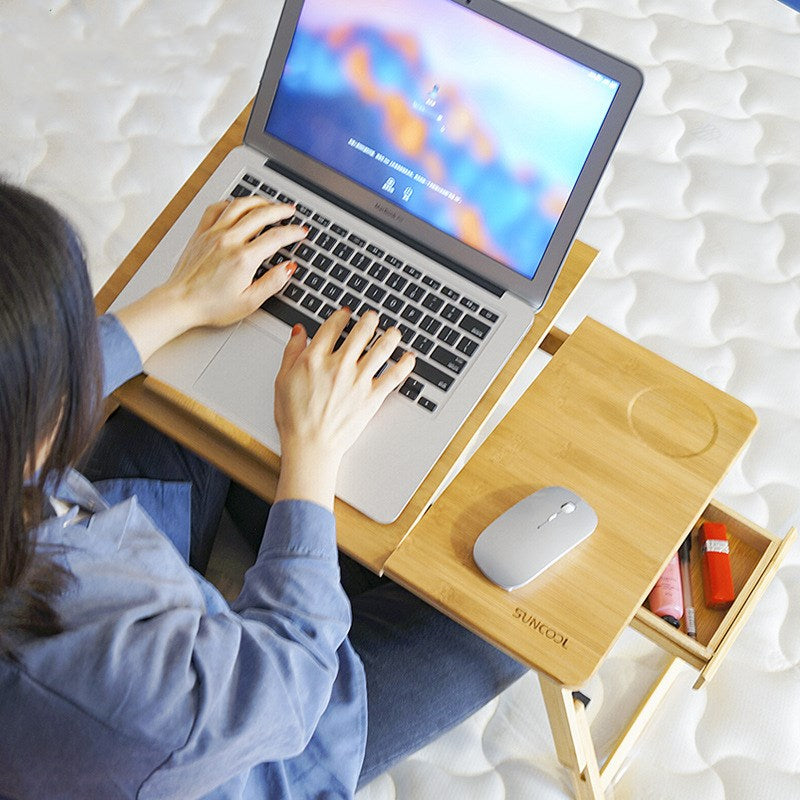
[[648, 553, 684, 627]]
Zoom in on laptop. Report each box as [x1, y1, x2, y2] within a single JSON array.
[[111, 0, 642, 523]]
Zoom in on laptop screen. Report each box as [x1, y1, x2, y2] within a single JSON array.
[[265, 0, 620, 280]]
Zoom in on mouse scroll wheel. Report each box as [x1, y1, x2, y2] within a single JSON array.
[[561, 501, 576, 514]]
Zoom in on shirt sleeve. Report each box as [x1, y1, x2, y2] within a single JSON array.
[[97, 313, 143, 396], [135, 499, 354, 798]]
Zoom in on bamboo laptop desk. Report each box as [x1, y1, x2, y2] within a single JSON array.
[[96, 105, 795, 799]]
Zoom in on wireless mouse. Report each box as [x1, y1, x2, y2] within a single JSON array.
[[473, 486, 598, 591]]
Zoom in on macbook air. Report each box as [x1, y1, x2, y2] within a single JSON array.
[[111, 0, 642, 523]]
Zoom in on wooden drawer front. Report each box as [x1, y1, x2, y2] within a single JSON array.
[[632, 500, 796, 689]]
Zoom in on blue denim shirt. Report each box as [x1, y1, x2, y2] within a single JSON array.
[[0, 316, 367, 799]]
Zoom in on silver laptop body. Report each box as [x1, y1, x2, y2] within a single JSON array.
[[112, 0, 641, 523]]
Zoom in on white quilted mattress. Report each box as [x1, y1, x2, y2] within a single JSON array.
[[2, 1, 799, 797]]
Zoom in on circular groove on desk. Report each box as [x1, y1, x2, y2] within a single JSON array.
[[626, 385, 719, 458]]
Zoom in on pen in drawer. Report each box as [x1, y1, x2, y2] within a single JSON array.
[[678, 534, 696, 638]]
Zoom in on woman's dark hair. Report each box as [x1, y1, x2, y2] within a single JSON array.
[[0, 181, 103, 653]]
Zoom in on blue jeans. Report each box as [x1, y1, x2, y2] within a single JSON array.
[[83, 409, 527, 789]]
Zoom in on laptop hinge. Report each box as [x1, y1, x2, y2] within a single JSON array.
[[265, 159, 505, 298]]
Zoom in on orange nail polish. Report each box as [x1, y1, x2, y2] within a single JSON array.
[[291, 323, 303, 336], [286, 260, 297, 274]]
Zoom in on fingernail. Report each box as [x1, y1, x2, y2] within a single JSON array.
[[291, 323, 303, 336], [286, 261, 297, 275]]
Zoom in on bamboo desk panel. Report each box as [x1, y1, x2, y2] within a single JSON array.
[[383, 318, 759, 688], [95, 102, 597, 572]]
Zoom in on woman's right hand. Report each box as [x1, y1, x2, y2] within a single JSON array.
[[273, 307, 416, 509]]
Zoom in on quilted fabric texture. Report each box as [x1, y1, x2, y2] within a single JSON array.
[[1, 1, 798, 798]]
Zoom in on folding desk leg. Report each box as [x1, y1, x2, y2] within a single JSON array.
[[539, 675, 604, 800]]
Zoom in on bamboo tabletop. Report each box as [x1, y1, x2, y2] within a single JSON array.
[[383, 318, 758, 686]]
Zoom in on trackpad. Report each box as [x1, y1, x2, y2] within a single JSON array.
[[193, 320, 285, 453]]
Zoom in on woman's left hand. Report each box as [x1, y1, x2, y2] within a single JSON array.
[[164, 196, 307, 329], [115, 196, 308, 363]]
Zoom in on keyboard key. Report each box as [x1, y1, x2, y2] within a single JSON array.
[[422, 276, 441, 290], [368, 263, 390, 282], [441, 286, 459, 300], [412, 334, 435, 355], [382, 294, 405, 314], [231, 184, 251, 197], [312, 212, 330, 226], [413, 358, 455, 391], [386, 273, 407, 291], [459, 314, 490, 340], [277, 192, 294, 204], [295, 243, 316, 262], [322, 283, 343, 301], [319, 303, 336, 320], [422, 293, 444, 313], [366, 243, 385, 258], [253, 265, 267, 280], [340, 292, 359, 310], [479, 308, 499, 323], [390, 346, 407, 362], [366, 284, 387, 302], [397, 324, 415, 344], [348, 233, 366, 247], [316, 232, 337, 251], [301, 294, 322, 313], [420, 315, 441, 335], [347, 274, 369, 293], [293, 265, 308, 280], [418, 396, 437, 412], [403, 264, 422, 279], [460, 296, 480, 313], [329, 263, 351, 282], [242, 173, 259, 187], [331, 223, 348, 236], [333, 242, 354, 261], [358, 302, 378, 317], [456, 336, 478, 357], [379, 313, 397, 330], [261, 184, 277, 197], [385, 254, 403, 268], [400, 305, 423, 325], [430, 345, 467, 374], [442, 304, 462, 323], [437, 326, 459, 346], [312, 253, 334, 272], [261, 296, 321, 337], [403, 283, 426, 302], [350, 252, 372, 271], [305, 225, 320, 242], [295, 203, 312, 217], [399, 377, 424, 401], [269, 251, 287, 266], [303, 271, 325, 292]]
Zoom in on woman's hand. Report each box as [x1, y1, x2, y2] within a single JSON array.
[[164, 196, 307, 328], [115, 196, 307, 363], [273, 307, 416, 509]]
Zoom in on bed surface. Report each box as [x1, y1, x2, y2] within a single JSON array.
[[2, 1, 799, 797]]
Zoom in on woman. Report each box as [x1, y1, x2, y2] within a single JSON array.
[[0, 181, 525, 799]]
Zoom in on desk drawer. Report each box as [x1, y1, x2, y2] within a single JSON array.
[[631, 500, 796, 689]]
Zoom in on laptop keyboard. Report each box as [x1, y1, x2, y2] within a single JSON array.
[[229, 173, 501, 414]]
